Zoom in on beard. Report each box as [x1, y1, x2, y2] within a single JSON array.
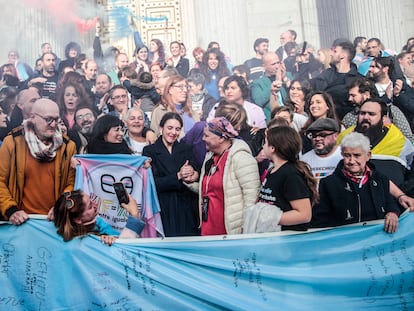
[[314, 142, 336, 156], [78, 121, 94, 136], [355, 119, 384, 146]]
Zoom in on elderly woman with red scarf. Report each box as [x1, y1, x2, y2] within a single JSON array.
[[312, 132, 400, 233]]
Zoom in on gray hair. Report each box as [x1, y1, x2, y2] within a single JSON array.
[[341, 132, 370, 153], [123, 106, 145, 121], [187, 72, 205, 87]]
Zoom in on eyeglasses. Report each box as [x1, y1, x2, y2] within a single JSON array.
[[34, 112, 59, 125], [307, 131, 336, 139], [171, 84, 189, 91], [63, 192, 74, 210], [111, 94, 128, 100], [76, 112, 93, 121]]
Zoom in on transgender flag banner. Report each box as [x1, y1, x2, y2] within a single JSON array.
[[74, 154, 164, 237]]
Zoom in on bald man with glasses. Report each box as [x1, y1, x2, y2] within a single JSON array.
[[0, 98, 76, 224]]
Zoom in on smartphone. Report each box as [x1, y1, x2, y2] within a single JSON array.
[[301, 41, 307, 55], [113, 182, 130, 204]]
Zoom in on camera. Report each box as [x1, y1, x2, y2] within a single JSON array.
[[202, 196, 209, 222]]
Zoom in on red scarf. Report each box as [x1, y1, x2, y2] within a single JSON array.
[[342, 165, 372, 188]]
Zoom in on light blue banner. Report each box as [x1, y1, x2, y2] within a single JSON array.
[[1, 213, 413, 310]]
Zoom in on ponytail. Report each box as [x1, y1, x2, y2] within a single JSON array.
[[294, 160, 319, 205]]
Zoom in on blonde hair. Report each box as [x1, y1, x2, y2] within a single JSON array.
[[318, 48, 331, 69]]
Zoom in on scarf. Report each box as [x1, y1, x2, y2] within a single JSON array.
[[342, 165, 372, 188], [23, 120, 63, 162], [189, 89, 208, 103]]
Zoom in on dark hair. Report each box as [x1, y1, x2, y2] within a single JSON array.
[[271, 106, 294, 121], [268, 117, 290, 128], [368, 37, 382, 46], [74, 53, 87, 70], [57, 82, 87, 116], [266, 126, 318, 205], [347, 77, 379, 97], [118, 65, 138, 80], [187, 72, 205, 87], [361, 97, 388, 118], [288, 29, 297, 41], [336, 39, 356, 61], [253, 38, 269, 52], [207, 41, 220, 49], [301, 91, 340, 134], [233, 64, 250, 77], [134, 45, 149, 56], [53, 190, 97, 241], [200, 48, 230, 83], [284, 41, 297, 54], [0, 63, 17, 79], [90, 114, 125, 142], [353, 36, 366, 48], [64, 42, 81, 59], [149, 39, 165, 64], [373, 56, 395, 77], [223, 75, 249, 100], [41, 52, 56, 63], [75, 104, 96, 119], [284, 79, 313, 109], [109, 85, 128, 98], [159, 111, 183, 128]]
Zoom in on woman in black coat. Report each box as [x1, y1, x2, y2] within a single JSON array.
[[311, 132, 400, 233], [143, 112, 200, 237]]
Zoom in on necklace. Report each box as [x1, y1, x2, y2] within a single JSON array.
[[203, 145, 232, 196], [209, 148, 229, 176]]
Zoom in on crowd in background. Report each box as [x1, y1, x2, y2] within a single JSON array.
[[0, 22, 414, 242]]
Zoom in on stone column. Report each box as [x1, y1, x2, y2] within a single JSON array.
[[346, 0, 407, 52]]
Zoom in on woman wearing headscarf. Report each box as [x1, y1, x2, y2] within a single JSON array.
[[200, 117, 260, 235]]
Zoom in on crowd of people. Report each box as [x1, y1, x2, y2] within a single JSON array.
[[1, 23, 414, 243]]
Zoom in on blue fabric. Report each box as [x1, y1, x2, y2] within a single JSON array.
[[95, 217, 120, 235], [1, 213, 413, 310], [125, 216, 145, 234], [204, 71, 219, 100]]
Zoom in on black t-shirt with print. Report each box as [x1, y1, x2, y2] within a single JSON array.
[[258, 162, 310, 231]]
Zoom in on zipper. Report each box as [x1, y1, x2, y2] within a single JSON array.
[[357, 193, 361, 223]]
